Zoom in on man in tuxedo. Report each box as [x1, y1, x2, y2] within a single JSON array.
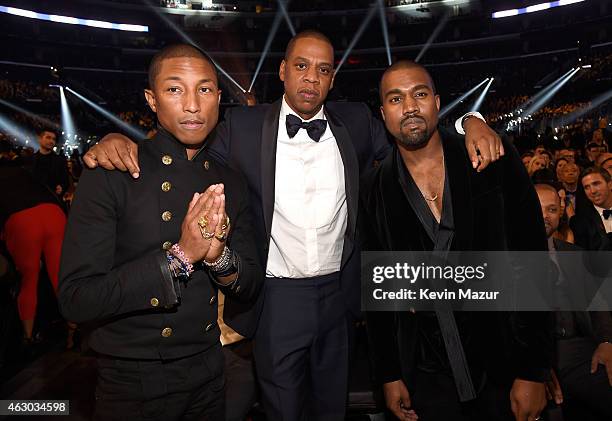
[[81, 31, 503, 420], [570, 166, 612, 251], [362, 60, 552, 421], [535, 183, 612, 420]]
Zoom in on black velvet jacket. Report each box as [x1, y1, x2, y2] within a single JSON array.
[[361, 130, 553, 388], [59, 129, 263, 359]]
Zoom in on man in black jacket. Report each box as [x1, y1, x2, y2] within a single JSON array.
[[59, 44, 262, 421], [362, 60, 552, 421]]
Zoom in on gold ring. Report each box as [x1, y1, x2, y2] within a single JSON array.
[[214, 230, 228, 241], [202, 230, 215, 240], [220, 216, 230, 231], [197, 216, 209, 229]]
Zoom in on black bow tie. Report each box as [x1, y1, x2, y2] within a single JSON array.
[[603, 209, 612, 220], [285, 114, 327, 142]]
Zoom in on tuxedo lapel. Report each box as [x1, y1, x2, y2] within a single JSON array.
[[587, 205, 606, 233], [326, 109, 360, 267], [443, 135, 474, 250], [260, 99, 282, 242]]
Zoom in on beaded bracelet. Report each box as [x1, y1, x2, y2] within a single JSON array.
[[204, 246, 233, 274], [169, 244, 194, 277]]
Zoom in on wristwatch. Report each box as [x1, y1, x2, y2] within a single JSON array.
[[455, 111, 485, 135]]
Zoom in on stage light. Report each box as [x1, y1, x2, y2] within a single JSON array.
[[377, 0, 392, 66], [581, 64, 592, 68], [277, 0, 295, 36], [492, 0, 585, 19], [65, 87, 146, 140], [559, 88, 612, 126], [0, 5, 148, 32], [55, 86, 78, 143], [249, 7, 285, 93], [0, 98, 59, 130], [471, 78, 494, 112], [337, 2, 379, 73], [147, 4, 246, 94], [516, 67, 576, 116], [415, 10, 451, 63], [0, 112, 38, 147], [522, 67, 580, 117], [439, 78, 489, 119]]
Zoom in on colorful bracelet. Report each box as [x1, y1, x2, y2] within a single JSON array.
[[168, 244, 194, 278]]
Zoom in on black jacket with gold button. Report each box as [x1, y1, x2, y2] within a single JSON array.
[[58, 129, 263, 360]]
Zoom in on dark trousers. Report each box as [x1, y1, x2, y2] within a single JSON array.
[[94, 344, 225, 421], [254, 273, 349, 421], [408, 370, 514, 421], [223, 342, 257, 421], [557, 337, 612, 419]]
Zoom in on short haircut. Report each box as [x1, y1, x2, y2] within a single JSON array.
[[521, 151, 535, 159], [148, 43, 218, 89], [284, 30, 334, 61], [379, 60, 437, 102], [581, 166, 612, 183], [534, 183, 561, 204], [36, 126, 57, 138]]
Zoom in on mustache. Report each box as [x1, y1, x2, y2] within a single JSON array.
[[400, 115, 426, 126]]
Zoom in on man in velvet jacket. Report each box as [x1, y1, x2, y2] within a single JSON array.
[[361, 61, 553, 421], [82, 32, 504, 420]]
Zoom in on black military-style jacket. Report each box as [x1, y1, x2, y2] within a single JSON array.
[[59, 128, 263, 360]]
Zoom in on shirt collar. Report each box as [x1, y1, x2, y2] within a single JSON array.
[[280, 95, 326, 122], [594, 204, 611, 215], [152, 124, 207, 162]]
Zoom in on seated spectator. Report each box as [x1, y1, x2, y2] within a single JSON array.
[[522, 151, 535, 169], [559, 162, 581, 210], [595, 152, 612, 177], [570, 167, 612, 251], [535, 183, 612, 421], [555, 158, 569, 182], [583, 142, 608, 169], [528, 154, 548, 176]]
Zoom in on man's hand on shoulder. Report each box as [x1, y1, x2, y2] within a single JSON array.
[[463, 117, 504, 173], [83, 133, 140, 178]]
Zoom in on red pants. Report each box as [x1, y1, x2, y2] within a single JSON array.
[[3, 203, 66, 321]]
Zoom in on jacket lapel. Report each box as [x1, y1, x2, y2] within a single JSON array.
[[260, 99, 282, 242], [442, 134, 474, 250], [326, 109, 360, 267]]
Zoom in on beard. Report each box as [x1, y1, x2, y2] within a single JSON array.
[[396, 115, 435, 149]]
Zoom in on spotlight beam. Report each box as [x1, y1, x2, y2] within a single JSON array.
[[523, 68, 580, 117], [439, 78, 489, 118], [377, 0, 392, 66], [560, 88, 612, 126], [65, 87, 145, 140], [336, 3, 379, 73], [516, 67, 575, 115], [58, 87, 77, 142], [277, 0, 295, 36], [146, 3, 246, 94], [0, 98, 59, 130], [248, 9, 284, 93], [0, 112, 38, 146], [415, 10, 451, 63], [471, 78, 494, 112]]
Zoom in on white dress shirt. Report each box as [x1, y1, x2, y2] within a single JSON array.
[[265, 96, 347, 278], [594, 204, 612, 233]]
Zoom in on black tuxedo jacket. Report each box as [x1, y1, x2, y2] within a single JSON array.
[[361, 131, 553, 388], [59, 130, 263, 359], [206, 99, 391, 335], [570, 204, 612, 251]]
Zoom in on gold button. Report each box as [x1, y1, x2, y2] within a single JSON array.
[[205, 323, 215, 332], [161, 327, 173, 337], [203, 161, 210, 170], [150, 297, 159, 307], [209, 295, 216, 305], [162, 155, 173, 165], [161, 181, 172, 192], [161, 211, 172, 222], [162, 241, 172, 250]]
